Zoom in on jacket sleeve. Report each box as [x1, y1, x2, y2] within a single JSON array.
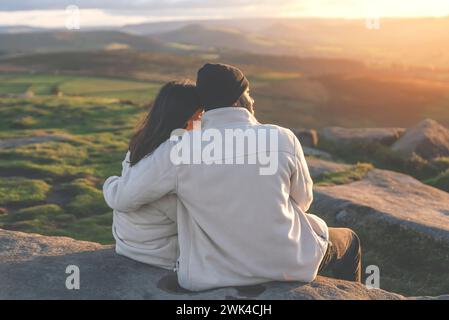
[[103, 142, 177, 213], [289, 134, 314, 212]]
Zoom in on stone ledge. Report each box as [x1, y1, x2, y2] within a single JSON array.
[[0, 229, 404, 300]]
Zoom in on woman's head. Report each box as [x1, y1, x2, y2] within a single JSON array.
[[129, 80, 201, 166]]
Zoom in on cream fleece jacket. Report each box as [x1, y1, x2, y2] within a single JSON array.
[[103, 107, 329, 291]]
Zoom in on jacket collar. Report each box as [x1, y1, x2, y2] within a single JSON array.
[[201, 107, 259, 129]]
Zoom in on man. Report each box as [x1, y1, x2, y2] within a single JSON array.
[[104, 63, 361, 291]]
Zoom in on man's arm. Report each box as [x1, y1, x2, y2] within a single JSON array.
[[103, 141, 177, 213], [289, 134, 314, 212]]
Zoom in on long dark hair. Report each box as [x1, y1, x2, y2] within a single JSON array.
[[129, 80, 200, 166]]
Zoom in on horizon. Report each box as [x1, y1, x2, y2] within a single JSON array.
[[1, 0, 449, 28], [2, 15, 449, 30]]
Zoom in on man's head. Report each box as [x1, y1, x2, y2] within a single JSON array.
[[196, 63, 252, 112]]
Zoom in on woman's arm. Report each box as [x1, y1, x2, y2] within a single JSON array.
[[103, 141, 177, 213]]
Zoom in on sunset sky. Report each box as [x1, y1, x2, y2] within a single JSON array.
[[0, 0, 448, 27]]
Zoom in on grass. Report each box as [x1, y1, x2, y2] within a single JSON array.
[[0, 96, 143, 134], [12, 204, 64, 221], [0, 204, 113, 243], [0, 74, 69, 96], [317, 140, 449, 189], [426, 168, 449, 192], [0, 83, 30, 94], [0, 95, 143, 244], [0, 177, 50, 206], [0, 73, 159, 104], [315, 163, 373, 186], [59, 77, 159, 103], [62, 178, 110, 218]]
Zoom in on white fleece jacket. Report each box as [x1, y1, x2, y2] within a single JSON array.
[[105, 152, 179, 270], [103, 107, 329, 291]]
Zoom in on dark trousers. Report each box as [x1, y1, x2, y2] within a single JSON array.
[[318, 228, 362, 282]]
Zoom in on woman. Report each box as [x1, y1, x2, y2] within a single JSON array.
[[103, 80, 202, 270]]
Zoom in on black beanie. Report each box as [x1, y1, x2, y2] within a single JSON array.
[[196, 63, 249, 110]]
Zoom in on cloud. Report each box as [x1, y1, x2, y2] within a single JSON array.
[[0, 1, 297, 28], [0, 0, 298, 27], [0, 0, 447, 28], [0, 0, 295, 12]]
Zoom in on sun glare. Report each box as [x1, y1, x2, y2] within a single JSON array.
[[283, 0, 449, 18]]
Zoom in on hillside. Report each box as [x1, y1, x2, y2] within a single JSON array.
[[0, 31, 170, 55], [155, 24, 278, 54], [124, 17, 449, 68], [1, 50, 449, 129], [260, 17, 449, 68], [4, 16, 449, 68]]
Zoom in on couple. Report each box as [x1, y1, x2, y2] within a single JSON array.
[[103, 63, 362, 291]]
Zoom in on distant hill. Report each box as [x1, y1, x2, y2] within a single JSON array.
[[0, 50, 205, 82], [3, 17, 449, 68], [123, 21, 201, 35], [0, 49, 367, 81], [2, 49, 449, 129], [0, 31, 170, 55], [259, 17, 449, 68], [135, 17, 449, 68], [122, 18, 279, 35], [155, 24, 280, 54], [0, 26, 52, 34]]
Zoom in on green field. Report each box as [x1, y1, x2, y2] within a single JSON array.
[[0, 74, 160, 103], [0, 73, 177, 244], [0, 95, 145, 243]]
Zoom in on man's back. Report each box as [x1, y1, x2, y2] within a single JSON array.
[[174, 108, 329, 291]]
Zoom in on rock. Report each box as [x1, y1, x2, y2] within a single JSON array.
[[307, 158, 351, 178], [335, 209, 349, 222], [0, 229, 104, 263], [320, 127, 405, 147], [292, 129, 319, 148], [391, 119, 449, 160], [413, 295, 449, 300], [313, 169, 449, 243], [303, 147, 332, 160], [0, 229, 404, 300]]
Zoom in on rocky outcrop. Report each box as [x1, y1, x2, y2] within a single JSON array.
[[307, 158, 351, 178], [303, 147, 333, 160], [0, 229, 404, 300], [311, 166, 449, 298], [320, 127, 405, 147], [292, 129, 319, 148], [392, 119, 449, 160], [313, 169, 449, 243]]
